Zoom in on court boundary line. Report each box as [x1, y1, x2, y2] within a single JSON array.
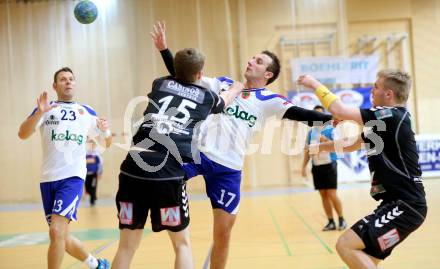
[[268, 208, 293, 256], [288, 203, 333, 254]]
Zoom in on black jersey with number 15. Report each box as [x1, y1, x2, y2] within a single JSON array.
[[133, 76, 224, 161]]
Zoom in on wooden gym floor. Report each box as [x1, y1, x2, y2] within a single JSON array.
[[1, 179, 439, 269]]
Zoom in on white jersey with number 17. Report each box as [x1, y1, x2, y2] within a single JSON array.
[[198, 76, 293, 170]]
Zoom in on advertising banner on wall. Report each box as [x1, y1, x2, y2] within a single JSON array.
[[290, 55, 380, 84], [288, 88, 373, 182], [288, 89, 440, 182], [288, 87, 372, 110], [335, 135, 440, 181], [336, 150, 370, 182], [416, 134, 440, 178]]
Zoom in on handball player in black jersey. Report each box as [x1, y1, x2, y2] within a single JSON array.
[[298, 70, 427, 269], [112, 48, 243, 269]]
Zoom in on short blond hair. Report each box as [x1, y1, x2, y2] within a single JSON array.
[[174, 48, 205, 83], [377, 69, 412, 103]]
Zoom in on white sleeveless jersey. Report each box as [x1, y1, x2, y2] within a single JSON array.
[[30, 102, 99, 182], [198, 76, 293, 170]]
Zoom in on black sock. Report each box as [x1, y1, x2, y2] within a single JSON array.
[[328, 218, 334, 223], [339, 216, 344, 222]]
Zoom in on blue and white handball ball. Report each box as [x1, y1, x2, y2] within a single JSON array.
[[74, 1, 98, 24]]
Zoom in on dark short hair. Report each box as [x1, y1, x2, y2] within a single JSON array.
[[174, 48, 205, 83], [313, 105, 324, 111], [53, 67, 74, 83], [262, 50, 280, 85]]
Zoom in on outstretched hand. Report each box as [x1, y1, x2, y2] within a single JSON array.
[[97, 117, 109, 132], [150, 21, 167, 51], [230, 81, 244, 94], [36, 91, 57, 114], [301, 167, 307, 178], [297, 75, 322, 90], [332, 117, 342, 127]]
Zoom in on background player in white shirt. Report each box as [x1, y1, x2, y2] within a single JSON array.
[[151, 22, 333, 269], [18, 67, 112, 269], [301, 105, 346, 232]]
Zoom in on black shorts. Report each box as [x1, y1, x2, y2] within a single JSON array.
[[311, 162, 337, 190], [120, 150, 185, 181], [115, 151, 189, 232], [351, 200, 427, 260]]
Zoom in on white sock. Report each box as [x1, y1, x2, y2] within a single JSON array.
[[83, 254, 99, 269]]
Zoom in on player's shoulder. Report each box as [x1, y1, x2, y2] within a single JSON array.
[[199, 76, 233, 85], [200, 76, 234, 89], [365, 106, 401, 120], [78, 103, 97, 116], [152, 75, 171, 87], [254, 89, 290, 103], [29, 107, 39, 117], [215, 76, 234, 85], [199, 76, 232, 94], [29, 101, 58, 117], [367, 106, 397, 111], [154, 75, 171, 81]]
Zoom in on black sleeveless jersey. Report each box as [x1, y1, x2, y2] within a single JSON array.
[[133, 76, 224, 162], [360, 106, 426, 207]]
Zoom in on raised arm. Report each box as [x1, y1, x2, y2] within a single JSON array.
[[297, 75, 363, 125], [151, 20, 242, 108], [18, 91, 57, 139], [150, 21, 175, 76], [160, 48, 175, 76]]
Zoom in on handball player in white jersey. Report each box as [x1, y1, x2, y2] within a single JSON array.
[[18, 67, 112, 269], [151, 22, 333, 269]]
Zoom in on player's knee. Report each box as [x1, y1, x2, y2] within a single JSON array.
[[174, 240, 191, 252], [335, 235, 349, 255], [119, 238, 141, 251], [328, 190, 337, 198], [49, 226, 65, 242], [214, 225, 233, 243], [171, 236, 191, 253]]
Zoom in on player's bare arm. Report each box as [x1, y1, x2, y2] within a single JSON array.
[[301, 147, 310, 178], [297, 75, 363, 125], [219, 81, 244, 107], [309, 135, 363, 155]]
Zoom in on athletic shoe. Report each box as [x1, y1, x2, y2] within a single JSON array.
[[96, 258, 110, 269], [338, 219, 347, 230], [322, 221, 336, 231]]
